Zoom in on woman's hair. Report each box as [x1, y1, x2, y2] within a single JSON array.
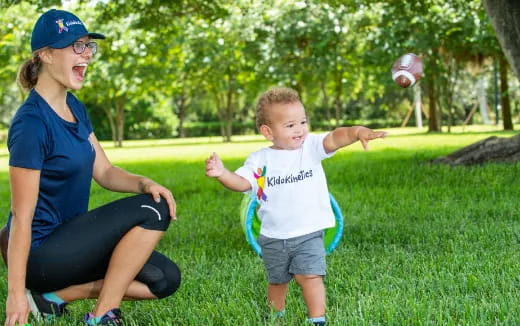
[[255, 87, 300, 130], [17, 55, 42, 90]]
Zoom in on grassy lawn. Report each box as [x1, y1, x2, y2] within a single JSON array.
[[0, 126, 519, 325]]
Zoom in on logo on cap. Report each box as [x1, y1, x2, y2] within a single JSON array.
[[56, 19, 69, 34]]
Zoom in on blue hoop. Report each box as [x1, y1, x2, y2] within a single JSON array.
[[240, 193, 344, 256]]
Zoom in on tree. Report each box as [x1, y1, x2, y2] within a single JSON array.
[[431, 0, 520, 165], [185, 2, 262, 141], [432, 134, 520, 165], [498, 55, 513, 130], [483, 0, 520, 81], [88, 0, 228, 143], [78, 10, 161, 147], [95, 0, 226, 26], [324, 0, 504, 132], [483, 0, 519, 131], [0, 4, 37, 126]]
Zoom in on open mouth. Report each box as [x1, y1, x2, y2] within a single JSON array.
[[72, 63, 88, 81]]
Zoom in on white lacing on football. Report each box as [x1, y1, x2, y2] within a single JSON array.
[[392, 70, 416, 85], [399, 54, 413, 68]]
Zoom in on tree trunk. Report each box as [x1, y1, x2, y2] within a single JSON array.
[[320, 81, 332, 128], [333, 72, 342, 128], [441, 59, 459, 133], [103, 103, 116, 146], [176, 93, 187, 138], [426, 73, 439, 132], [214, 89, 233, 143], [414, 83, 423, 128], [499, 55, 514, 130], [223, 85, 234, 142], [117, 113, 124, 148], [115, 97, 126, 148], [333, 97, 341, 128], [333, 59, 343, 127], [483, 0, 520, 80], [477, 77, 491, 124], [432, 134, 520, 166]]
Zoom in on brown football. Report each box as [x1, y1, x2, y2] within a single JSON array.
[[391, 53, 423, 88]]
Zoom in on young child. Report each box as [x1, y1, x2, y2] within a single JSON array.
[[205, 87, 386, 325]]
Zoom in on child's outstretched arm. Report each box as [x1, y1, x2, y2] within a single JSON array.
[[205, 152, 252, 192], [323, 126, 387, 153]]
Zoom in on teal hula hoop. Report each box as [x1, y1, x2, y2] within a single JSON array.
[[240, 192, 344, 256]]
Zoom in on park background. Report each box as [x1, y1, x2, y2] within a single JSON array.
[[1, 0, 520, 325]]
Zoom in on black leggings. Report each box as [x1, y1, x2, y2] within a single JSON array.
[[26, 194, 181, 299]]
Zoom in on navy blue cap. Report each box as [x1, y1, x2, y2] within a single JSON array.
[[31, 9, 105, 52]]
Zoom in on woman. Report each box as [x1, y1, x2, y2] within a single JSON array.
[[3, 9, 181, 326]]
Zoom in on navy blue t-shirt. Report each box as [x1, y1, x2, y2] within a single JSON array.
[[7, 89, 96, 248]]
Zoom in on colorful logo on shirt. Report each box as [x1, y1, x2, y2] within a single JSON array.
[[254, 166, 267, 201], [56, 19, 69, 33]]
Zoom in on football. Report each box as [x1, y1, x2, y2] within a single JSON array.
[[391, 53, 423, 88]]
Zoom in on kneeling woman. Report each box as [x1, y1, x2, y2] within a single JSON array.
[[3, 9, 180, 326]]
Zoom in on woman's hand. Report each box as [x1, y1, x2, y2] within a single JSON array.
[[139, 179, 177, 220], [4, 291, 30, 326]]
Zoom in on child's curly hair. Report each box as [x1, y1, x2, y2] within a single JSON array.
[[255, 87, 301, 130]]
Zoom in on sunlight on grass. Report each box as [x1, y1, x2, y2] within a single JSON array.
[[77, 126, 520, 165], [1, 125, 518, 170], [0, 126, 519, 325]]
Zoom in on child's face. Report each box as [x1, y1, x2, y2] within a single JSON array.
[[261, 101, 308, 150]]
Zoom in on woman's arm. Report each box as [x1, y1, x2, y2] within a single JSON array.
[[5, 166, 40, 326], [89, 133, 176, 219]]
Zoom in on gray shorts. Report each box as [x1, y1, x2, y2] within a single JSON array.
[[257, 230, 326, 284]]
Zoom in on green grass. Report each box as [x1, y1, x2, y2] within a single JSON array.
[[0, 127, 519, 325]]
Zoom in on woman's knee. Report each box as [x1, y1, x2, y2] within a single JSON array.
[[136, 252, 181, 299], [154, 260, 181, 299], [133, 194, 171, 231]]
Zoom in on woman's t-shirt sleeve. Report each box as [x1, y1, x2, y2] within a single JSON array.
[[8, 113, 49, 170]]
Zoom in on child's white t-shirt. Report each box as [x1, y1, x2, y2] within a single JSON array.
[[235, 133, 336, 239]]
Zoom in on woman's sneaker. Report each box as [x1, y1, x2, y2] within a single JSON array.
[[25, 289, 68, 319], [83, 308, 123, 325]]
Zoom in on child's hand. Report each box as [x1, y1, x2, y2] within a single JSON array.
[[356, 127, 387, 150], [205, 152, 225, 178]]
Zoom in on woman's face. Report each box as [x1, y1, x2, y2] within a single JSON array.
[[41, 36, 94, 90]]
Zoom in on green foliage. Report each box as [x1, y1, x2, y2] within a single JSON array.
[[95, 0, 227, 28], [182, 121, 257, 137], [0, 130, 519, 324], [0, 0, 60, 9], [0, 3, 36, 126], [0, 0, 516, 141]]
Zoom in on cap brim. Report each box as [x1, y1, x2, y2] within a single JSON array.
[[46, 32, 106, 49], [87, 32, 105, 40]]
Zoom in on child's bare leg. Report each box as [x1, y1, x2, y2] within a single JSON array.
[[294, 274, 325, 317], [267, 282, 289, 312]]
